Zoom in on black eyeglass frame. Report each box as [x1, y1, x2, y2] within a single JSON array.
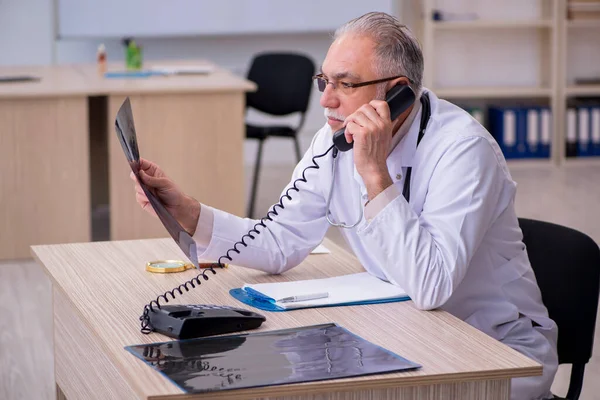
[[312, 73, 413, 92]]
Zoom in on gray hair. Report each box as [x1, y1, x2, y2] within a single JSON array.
[[334, 12, 424, 96]]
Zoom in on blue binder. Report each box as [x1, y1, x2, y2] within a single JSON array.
[[566, 108, 578, 158], [592, 105, 600, 156], [489, 107, 519, 159], [538, 107, 552, 159], [516, 107, 529, 158], [525, 107, 539, 158], [577, 107, 594, 157], [489, 106, 552, 159]]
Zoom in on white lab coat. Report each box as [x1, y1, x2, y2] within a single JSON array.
[[197, 89, 558, 400]]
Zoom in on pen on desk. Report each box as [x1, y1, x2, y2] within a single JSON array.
[[278, 292, 329, 303]]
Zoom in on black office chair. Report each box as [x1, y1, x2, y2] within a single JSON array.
[[518, 218, 600, 400], [245, 52, 316, 218]]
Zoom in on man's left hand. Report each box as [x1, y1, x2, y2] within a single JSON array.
[[344, 100, 394, 200]]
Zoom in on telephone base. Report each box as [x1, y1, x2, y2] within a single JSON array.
[[149, 304, 266, 339]]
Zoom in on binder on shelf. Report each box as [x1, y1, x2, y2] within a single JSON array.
[[489, 107, 518, 159], [488, 106, 552, 160], [577, 107, 593, 157], [540, 107, 552, 158], [591, 106, 600, 156], [566, 108, 578, 158], [526, 108, 540, 158], [516, 107, 528, 158]]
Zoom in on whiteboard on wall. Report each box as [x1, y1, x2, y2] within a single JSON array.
[[57, 0, 396, 39]]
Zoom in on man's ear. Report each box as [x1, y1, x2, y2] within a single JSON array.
[[393, 76, 410, 88], [385, 76, 410, 94]]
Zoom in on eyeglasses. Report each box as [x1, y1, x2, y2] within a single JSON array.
[[312, 73, 412, 95]]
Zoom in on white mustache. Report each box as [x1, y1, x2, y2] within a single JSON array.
[[324, 108, 346, 122]]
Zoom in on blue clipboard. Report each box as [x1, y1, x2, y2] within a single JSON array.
[[229, 287, 410, 312]]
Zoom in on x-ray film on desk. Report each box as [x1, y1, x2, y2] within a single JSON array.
[[125, 323, 420, 394]]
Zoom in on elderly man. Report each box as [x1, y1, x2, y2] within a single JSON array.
[[132, 12, 558, 399]]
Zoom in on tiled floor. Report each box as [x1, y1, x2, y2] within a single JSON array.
[[2, 161, 599, 399]]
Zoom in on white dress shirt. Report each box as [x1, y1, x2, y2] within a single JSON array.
[[192, 89, 558, 400]]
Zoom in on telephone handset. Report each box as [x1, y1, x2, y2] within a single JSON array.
[[332, 84, 416, 152]]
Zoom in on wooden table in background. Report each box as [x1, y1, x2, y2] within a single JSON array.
[[32, 238, 541, 400], [0, 62, 255, 259], [75, 61, 255, 241], [0, 65, 91, 259]]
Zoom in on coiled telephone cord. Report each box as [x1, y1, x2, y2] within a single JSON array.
[[139, 144, 338, 333]]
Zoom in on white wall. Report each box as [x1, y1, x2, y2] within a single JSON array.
[[0, 0, 54, 66], [56, 0, 396, 38]]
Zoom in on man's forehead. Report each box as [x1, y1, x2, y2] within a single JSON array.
[[321, 34, 376, 79]]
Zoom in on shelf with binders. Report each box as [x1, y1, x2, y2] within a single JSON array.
[[488, 104, 553, 161], [420, 0, 566, 164], [449, 98, 554, 162], [565, 98, 600, 160], [563, 0, 600, 162]]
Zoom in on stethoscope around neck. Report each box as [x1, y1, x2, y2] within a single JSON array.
[[325, 93, 431, 228]]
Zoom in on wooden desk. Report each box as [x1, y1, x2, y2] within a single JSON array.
[[0, 62, 255, 259], [32, 238, 541, 400], [0, 65, 91, 259]]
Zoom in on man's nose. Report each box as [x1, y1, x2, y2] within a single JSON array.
[[319, 84, 340, 109]]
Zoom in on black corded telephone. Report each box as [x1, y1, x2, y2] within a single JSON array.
[[149, 304, 265, 339], [119, 83, 417, 340]]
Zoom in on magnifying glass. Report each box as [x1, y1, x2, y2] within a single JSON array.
[[146, 260, 228, 273]]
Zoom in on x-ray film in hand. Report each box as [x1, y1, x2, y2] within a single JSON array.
[[114, 97, 199, 269]]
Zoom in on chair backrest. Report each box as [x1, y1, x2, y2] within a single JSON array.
[[518, 218, 600, 365], [246, 52, 316, 116]]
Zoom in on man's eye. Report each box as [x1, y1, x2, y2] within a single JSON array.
[[340, 82, 353, 89]]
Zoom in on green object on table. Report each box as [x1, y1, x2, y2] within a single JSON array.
[[125, 40, 143, 70]]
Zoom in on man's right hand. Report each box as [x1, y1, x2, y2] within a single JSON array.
[[130, 158, 200, 235]]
